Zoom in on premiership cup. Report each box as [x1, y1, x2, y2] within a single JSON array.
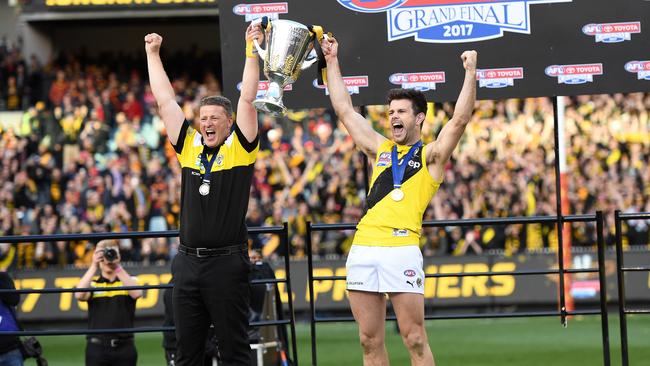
[[253, 19, 320, 117]]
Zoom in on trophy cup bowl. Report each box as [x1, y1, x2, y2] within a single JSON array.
[[253, 19, 318, 117]]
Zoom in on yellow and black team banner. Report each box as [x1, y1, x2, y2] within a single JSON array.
[[12, 251, 650, 322], [21, 0, 217, 12]]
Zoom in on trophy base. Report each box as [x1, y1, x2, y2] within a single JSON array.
[[253, 98, 287, 117]]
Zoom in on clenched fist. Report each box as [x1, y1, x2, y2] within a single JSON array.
[[320, 35, 338, 63], [144, 33, 163, 55], [246, 22, 264, 45], [461, 50, 477, 73]]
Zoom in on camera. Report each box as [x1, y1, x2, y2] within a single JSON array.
[[103, 248, 118, 263], [21, 337, 48, 366]]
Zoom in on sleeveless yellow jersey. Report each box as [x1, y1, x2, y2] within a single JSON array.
[[353, 140, 442, 246]]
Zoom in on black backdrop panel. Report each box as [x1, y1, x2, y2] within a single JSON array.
[[219, 0, 650, 108]]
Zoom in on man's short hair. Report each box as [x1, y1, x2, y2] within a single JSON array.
[[200, 96, 233, 117], [387, 88, 428, 117]]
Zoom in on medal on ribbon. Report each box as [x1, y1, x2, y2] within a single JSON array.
[[199, 146, 219, 196], [199, 183, 210, 196], [391, 141, 422, 202]]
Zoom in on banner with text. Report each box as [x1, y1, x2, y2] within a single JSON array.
[[219, 0, 650, 108], [12, 251, 650, 322]]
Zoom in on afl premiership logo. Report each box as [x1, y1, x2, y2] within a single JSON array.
[[337, 0, 573, 43]]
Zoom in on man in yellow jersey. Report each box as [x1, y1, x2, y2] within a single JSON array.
[[321, 36, 477, 366]]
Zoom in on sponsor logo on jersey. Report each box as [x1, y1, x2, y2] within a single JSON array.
[[377, 152, 392, 167], [404, 269, 417, 277]]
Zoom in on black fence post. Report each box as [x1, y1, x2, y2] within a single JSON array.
[[281, 222, 299, 365], [552, 96, 568, 327], [595, 211, 610, 366], [614, 210, 629, 366], [306, 222, 318, 366]]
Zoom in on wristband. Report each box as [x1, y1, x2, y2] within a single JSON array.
[[246, 40, 258, 58], [115, 265, 123, 274]]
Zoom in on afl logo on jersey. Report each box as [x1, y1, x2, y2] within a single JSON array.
[[377, 152, 391, 167]]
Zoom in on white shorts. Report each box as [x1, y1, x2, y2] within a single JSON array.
[[346, 245, 424, 294]]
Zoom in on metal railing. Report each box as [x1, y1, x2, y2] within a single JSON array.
[[306, 212, 611, 366], [0, 223, 299, 365], [614, 210, 650, 366]]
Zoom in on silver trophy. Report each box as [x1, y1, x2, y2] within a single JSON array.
[[253, 19, 319, 116]]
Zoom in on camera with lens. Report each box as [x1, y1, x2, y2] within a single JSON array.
[[103, 248, 118, 263]]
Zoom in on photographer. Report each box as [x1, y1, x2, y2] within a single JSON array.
[[75, 240, 143, 366]]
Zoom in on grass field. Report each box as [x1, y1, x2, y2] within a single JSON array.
[[23, 315, 650, 366]]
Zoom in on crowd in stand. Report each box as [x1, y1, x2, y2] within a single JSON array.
[[1, 36, 649, 269]]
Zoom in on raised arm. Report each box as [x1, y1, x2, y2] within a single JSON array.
[[322, 37, 386, 159], [237, 23, 263, 143], [145, 33, 185, 145], [75, 249, 102, 302], [426, 51, 477, 181]]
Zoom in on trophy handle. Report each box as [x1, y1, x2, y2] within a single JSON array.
[[301, 51, 318, 70], [253, 38, 266, 59]]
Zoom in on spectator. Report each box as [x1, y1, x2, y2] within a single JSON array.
[[48, 70, 68, 107], [74, 240, 143, 366], [0, 270, 23, 366]]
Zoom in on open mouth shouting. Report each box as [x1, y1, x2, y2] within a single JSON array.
[[203, 127, 218, 146], [391, 120, 405, 140]]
